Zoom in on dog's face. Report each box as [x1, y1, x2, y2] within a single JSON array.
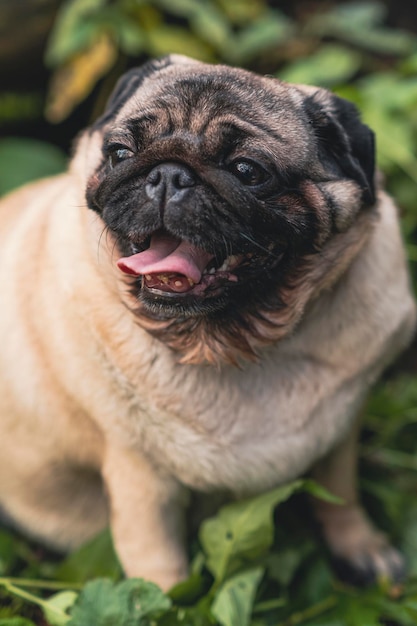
[[83, 55, 376, 364]]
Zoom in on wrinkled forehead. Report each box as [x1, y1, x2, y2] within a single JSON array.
[[111, 63, 313, 163], [115, 63, 305, 132]]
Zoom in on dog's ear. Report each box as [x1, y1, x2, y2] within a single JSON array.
[[91, 56, 180, 130], [304, 90, 376, 206]]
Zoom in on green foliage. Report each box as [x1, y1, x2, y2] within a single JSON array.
[[211, 568, 264, 626], [54, 529, 122, 584], [0, 139, 67, 196], [279, 44, 362, 87], [68, 578, 171, 625], [45, 0, 109, 67], [3, 466, 417, 625], [305, 1, 415, 55], [200, 482, 303, 583]]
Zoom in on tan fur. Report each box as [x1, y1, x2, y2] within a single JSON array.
[[0, 59, 415, 589]]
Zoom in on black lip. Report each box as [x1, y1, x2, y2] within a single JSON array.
[[138, 284, 231, 318]]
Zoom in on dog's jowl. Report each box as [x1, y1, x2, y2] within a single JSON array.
[[0, 55, 415, 590]]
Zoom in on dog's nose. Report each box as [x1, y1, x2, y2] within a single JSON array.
[[145, 163, 196, 204]]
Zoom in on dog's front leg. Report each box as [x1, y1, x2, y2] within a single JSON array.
[[310, 418, 405, 585], [102, 443, 188, 590]]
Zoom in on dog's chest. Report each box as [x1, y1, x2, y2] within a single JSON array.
[[121, 342, 369, 494]]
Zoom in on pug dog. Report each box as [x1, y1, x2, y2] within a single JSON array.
[[0, 55, 415, 591]]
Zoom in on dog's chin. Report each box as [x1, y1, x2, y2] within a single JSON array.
[[138, 282, 232, 319]]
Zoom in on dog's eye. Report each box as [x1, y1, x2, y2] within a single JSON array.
[[228, 160, 268, 186], [108, 146, 134, 168]]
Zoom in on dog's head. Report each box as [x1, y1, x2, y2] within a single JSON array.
[[82, 55, 377, 365]]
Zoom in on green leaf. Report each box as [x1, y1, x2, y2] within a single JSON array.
[[362, 109, 417, 181], [116, 17, 146, 55], [189, 3, 232, 52], [43, 591, 77, 626], [352, 29, 416, 56], [68, 578, 171, 625], [45, 0, 108, 66], [211, 568, 264, 626], [359, 72, 417, 111], [0, 138, 67, 196], [308, 1, 384, 34], [325, 1, 387, 28], [352, 73, 417, 182], [233, 9, 294, 63], [307, 1, 415, 55], [279, 44, 361, 87], [301, 479, 344, 504], [146, 25, 213, 60], [56, 529, 122, 584], [168, 572, 208, 605], [155, 0, 232, 51], [200, 480, 303, 582], [266, 541, 314, 587], [216, 0, 265, 25]]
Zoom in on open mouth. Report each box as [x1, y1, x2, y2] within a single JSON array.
[[117, 230, 246, 298]]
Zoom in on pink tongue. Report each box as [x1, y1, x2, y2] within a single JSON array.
[[117, 232, 214, 284]]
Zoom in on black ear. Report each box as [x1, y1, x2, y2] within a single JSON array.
[[91, 56, 174, 130], [304, 91, 376, 205]]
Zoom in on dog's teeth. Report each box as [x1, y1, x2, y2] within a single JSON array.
[[209, 267, 216, 274], [219, 255, 237, 272], [187, 278, 195, 286], [145, 274, 152, 280]]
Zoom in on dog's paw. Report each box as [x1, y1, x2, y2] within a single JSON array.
[[330, 533, 406, 587], [317, 503, 405, 586]]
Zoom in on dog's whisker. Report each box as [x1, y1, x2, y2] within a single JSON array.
[[240, 232, 280, 258], [111, 237, 119, 260], [221, 235, 231, 262], [97, 225, 109, 262]]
